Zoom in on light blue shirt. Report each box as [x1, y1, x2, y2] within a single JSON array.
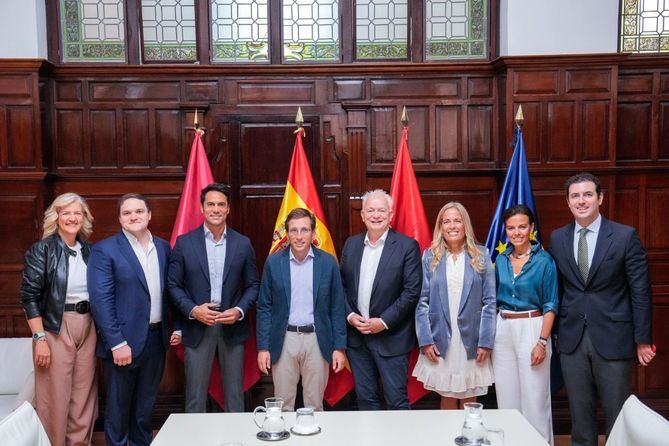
[[573, 214, 601, 268], [204, 225, 227, 306], [288, 247, 315, 326]]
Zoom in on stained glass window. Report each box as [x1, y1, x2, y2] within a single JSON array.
[[425, 0, 487, 59], [141, 0, 197, 61], [211, 0, 269, 62], [620, 0, 669, 53], [283, 0, 340, 62], [355, 0, 408, 59], [60, 0, 126, 62]]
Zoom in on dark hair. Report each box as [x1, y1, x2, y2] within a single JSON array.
[[285, 208, 316, 231], [565, 172, 601, 197], [502, 204, 535, 225], [118, 193, 151, 215], [200, 183, 232, 205]]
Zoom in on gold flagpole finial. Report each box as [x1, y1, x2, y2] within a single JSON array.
[[294, 107, 305, 136], [401, 106, 409, 128], [514, 105, 524, 128], [193, 108, 204, 135]]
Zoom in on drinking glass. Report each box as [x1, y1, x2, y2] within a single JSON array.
[[486, 427, 505, 446], [295, 407, 317, 433]]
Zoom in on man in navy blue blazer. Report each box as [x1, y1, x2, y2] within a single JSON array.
[[549, 173, 655, 446], [256, 208, 346, 411], [88, 194, 174, 446], [168, 183, 259, 413], [339, 190, 422, 410]]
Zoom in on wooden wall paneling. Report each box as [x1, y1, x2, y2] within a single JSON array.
[[660, 102, 669, 160], [546, 101, 576, 163], [6, 106, 37, 168], [645, 303, 669, 396], [370, 107, 396, 166], [90, 110, 118, 167], [122, 110, 151, 167], [467, 105, 493, 163], [616, 102, 652, 160], [0, 105, 7, 168], [155, 110, 182, 167], [56, 109, 84, 167], [645, 187, 669, 250], [405, 106, 430, 164], [581, 100, 610, 162], [435, 105, 462, 164]]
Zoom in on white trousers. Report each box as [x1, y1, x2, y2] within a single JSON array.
[[492, 312, 553, 445]]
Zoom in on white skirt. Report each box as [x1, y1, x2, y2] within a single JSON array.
[[412, 336, 494, 399]]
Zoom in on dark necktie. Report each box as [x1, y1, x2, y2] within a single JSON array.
[[577, 228, 589, 282]]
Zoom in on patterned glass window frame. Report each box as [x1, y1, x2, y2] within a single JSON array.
[[140, 0, 198, 62], [425, 0, 488, 60], [355, 0, 410, 60], [282, 0, 341, 63], [620, 0, 669, 53], [60, 0, 127, 63], [210, 0, 270, 63]]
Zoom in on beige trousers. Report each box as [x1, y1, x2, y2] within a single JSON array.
[[272, 332, 329, 411], [35, 311, 98, 446]]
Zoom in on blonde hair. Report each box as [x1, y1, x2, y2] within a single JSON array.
[[42, 193, 94, 240], [428, 202, 483, 273]]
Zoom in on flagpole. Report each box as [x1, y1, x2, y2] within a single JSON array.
[[401, 105, 409, 128]]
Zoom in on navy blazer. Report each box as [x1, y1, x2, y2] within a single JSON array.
[[339, 229, 422, 357], [167, 225, 260, 348], [415, 246, 496, 360], [88, 231, 171, 359], [549, 217, 652, 360], [256, 247, 346, 364]]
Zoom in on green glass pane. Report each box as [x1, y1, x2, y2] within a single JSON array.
[[283, 0, 339, 62], [356, 0, 408, 60], [618, 0, 668, 54], [141, 0, 197, 61], [211, 0, 269, 63], [426, 0, 487, 60], [60, 0, 126, 62]]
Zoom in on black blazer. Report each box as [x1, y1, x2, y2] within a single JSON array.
[[339, 229, 422, 357], [549, 217, 652, 360], [167, 225, 260, 348]]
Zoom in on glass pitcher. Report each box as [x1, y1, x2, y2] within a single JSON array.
[[253, 397, 286, 434], [461, 402, 486, 444]]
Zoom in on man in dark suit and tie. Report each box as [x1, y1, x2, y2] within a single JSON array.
[[339, 189, 422, 410], [88, 194, 173, 446], [256, 208, 346, 411], [168, 182, 259, 413], [549, 172, 656, 446]]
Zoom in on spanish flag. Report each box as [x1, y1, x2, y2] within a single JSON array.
[[269, 125, 354, 406]]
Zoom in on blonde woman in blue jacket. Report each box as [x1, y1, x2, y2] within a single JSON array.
[[413, 202, 496, 409]]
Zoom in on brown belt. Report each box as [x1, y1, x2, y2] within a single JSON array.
[[500, 310, 542, 319]]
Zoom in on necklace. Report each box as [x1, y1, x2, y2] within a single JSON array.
[[512, 249, 531, 260]]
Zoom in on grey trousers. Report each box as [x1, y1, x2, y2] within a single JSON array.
[[560, 326, 633, 446], [184, 324, 245, 413]]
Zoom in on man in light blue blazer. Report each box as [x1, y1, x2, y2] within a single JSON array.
[[256, 208, 346, 411]]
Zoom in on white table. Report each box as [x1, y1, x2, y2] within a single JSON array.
[[152, 409, 549, 446]]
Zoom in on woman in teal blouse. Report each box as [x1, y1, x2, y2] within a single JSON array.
[[492, 204, 558, 445]]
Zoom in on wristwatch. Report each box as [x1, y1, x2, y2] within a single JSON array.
[[537, 337, 548, 347], [32, 331, 46, 342]]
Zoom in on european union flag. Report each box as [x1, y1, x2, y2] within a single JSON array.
[[485, 125, 541, 263]]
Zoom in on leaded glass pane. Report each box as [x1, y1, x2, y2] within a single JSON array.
[[620, 0, 669, 53], [283, 0, 340, 62], [211, 0, 269, 63], [60, 0, 126, 62], [141, 0, 196, 61], [425, 0, 487, 60], [355, 0, 408, 59]]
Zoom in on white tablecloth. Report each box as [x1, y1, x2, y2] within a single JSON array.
[[152, 409, 549, 446]]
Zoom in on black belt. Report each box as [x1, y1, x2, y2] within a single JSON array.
[[64, 301, 90, 314], [148, 322, 162, 331], [287, 324, 315, 333]]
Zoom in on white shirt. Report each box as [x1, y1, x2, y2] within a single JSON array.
[[123, 229, 162, 324], [65, 241, 89, 304], [573, 214, 601, 269], [357, 229, 389, 320]]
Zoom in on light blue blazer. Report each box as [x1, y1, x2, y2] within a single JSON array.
[[415, 245, 496, 360]]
